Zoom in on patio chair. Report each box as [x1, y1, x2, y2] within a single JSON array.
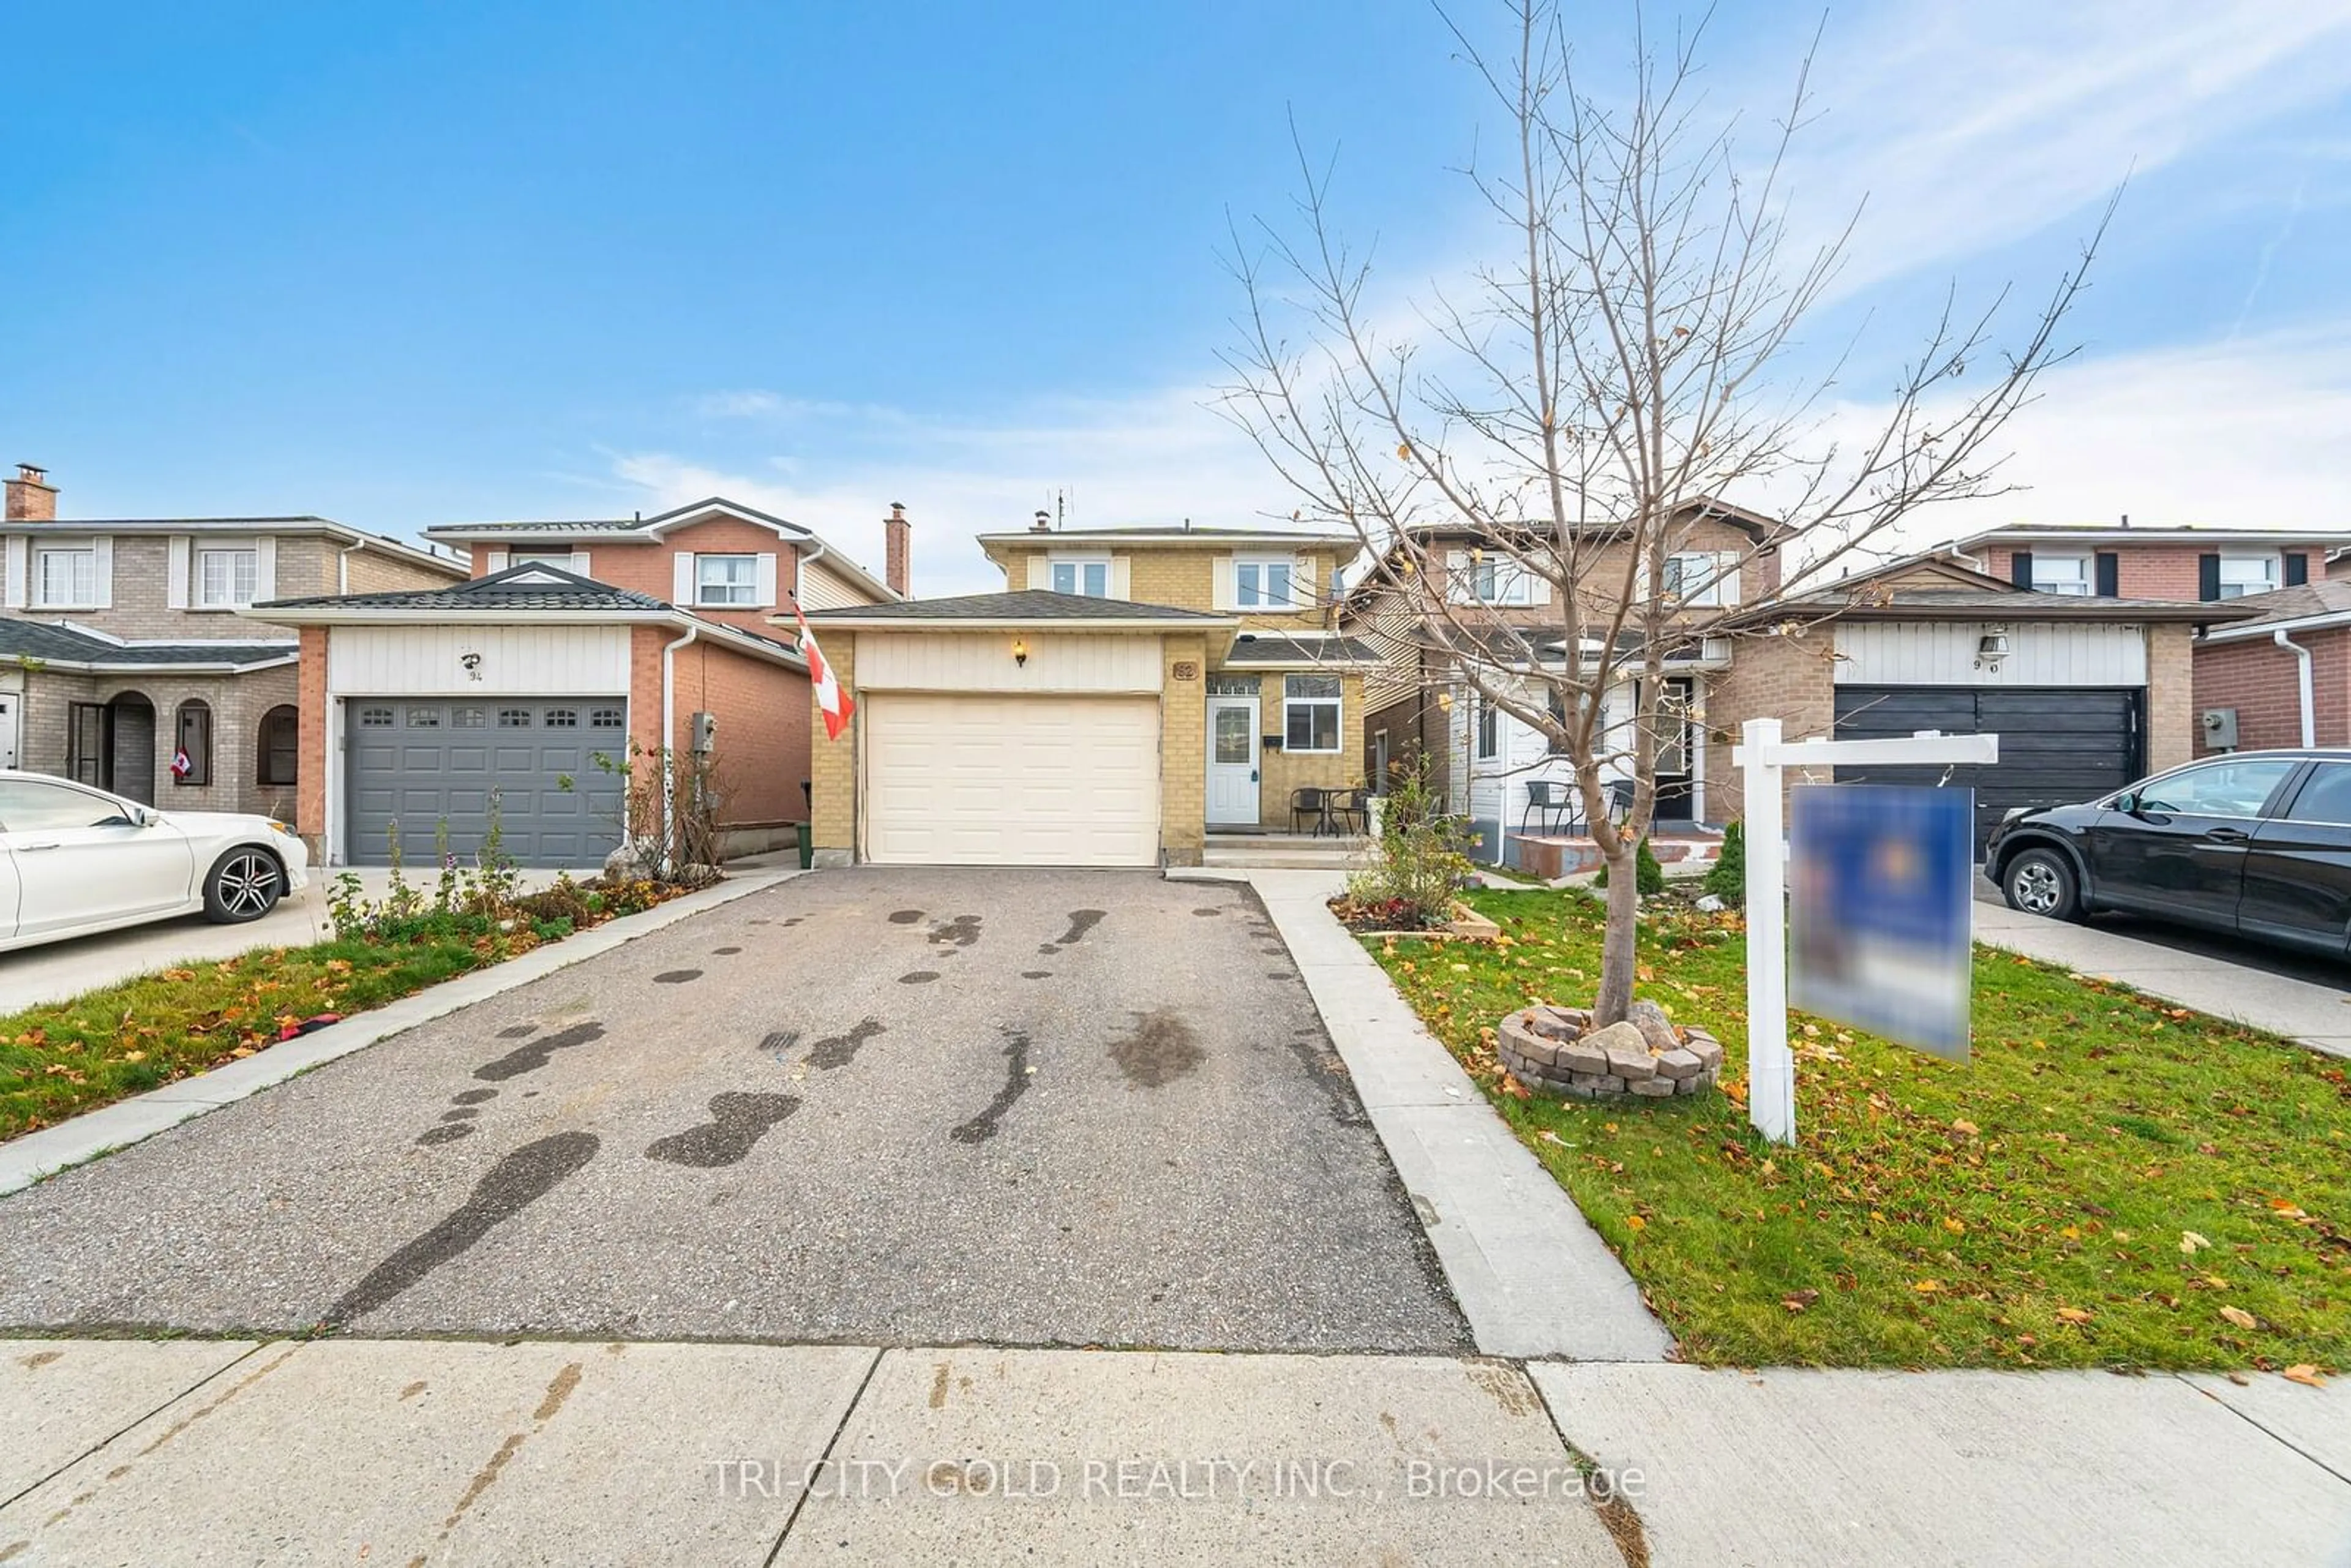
[[1520, 779, 1575, 837], [1289, 787, 1332, 835], [1605, 779, 1636, 823], [1329, 787, 1372, 836]]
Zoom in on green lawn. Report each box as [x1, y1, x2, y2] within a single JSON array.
[[1370, 888, 2350, 1372], [0, 933, 493, 1141]]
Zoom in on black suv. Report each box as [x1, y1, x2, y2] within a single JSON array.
[[1984, 749, 2351, 957]]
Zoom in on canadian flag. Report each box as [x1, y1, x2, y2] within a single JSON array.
[[792, 599, 855, 740], [170, 747, 193, 779]]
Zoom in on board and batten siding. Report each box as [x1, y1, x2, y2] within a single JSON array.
[[853, 631, 1163, 694], [324, 625, 633, 696], [1832, 622, 2147, 687]]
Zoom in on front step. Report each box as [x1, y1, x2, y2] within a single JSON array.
[[1199, 834, 1370, 871]]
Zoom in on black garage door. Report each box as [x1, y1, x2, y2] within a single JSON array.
[[346, 698, 629, 868], [1832, 686, 2143, 855]]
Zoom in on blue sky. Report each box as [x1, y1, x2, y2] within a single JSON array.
[[7, 1, 2351, 594]]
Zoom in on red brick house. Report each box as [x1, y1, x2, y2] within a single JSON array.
[[245, 498, 906, 867], [1955, 523, 2351, 604], [2192, 580, 2351, 756]]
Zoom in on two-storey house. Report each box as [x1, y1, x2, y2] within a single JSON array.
[[795, 519, 1370, 867], [0, 464, 464, 817], [247, 497, 902, 868], [1955, 522, 2351, 605], [1343, 500, 2253, 868]]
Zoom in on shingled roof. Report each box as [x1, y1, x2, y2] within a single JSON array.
[[255, 563, 670, 613], [0, 621, 296, 671]]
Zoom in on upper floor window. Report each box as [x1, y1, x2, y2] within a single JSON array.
[[696, 553, 758, 607], [197, 547, 260, 607], [2029, 553, 2092, 596], [1050, 557, 1111, 598], [2218, 554, 2278, 599], [1235, 556, 1295, 610], [1454, 552, 1537, 606], [1663, 551, 1741, 607], [36, 546, 97, 607]]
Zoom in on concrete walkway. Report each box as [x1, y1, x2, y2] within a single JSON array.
[[1185, 867, 1673, 1363], [1974, 901, 2351, 1057], [1, 1337, 2341, 1566]]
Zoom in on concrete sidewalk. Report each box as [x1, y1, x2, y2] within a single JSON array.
[[1974, 901, 2351, 1057], [1188, 867, 1674, 1364], [1, 1337, 2342, 1566]]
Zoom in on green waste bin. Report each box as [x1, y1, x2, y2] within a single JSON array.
[[796, 821, 813, 869]]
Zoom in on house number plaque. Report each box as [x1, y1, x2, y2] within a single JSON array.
[[1172, 661, 1200, 680]]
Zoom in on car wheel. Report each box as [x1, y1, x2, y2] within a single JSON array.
[[2002, 847, 2079, 921], [203, 847, 285, 924]]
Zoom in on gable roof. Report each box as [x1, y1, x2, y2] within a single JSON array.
[[0, 619, 296, 673], [242, 565, 806, 666], [802, 588, 1234, 628], [421, 497, 898, 602]]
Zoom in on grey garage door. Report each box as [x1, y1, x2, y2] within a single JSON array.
[[1832, 686, 2143, 855], [346, 698, 629, 868]]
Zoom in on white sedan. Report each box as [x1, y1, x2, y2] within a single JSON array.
[[0, 770, 310, 953]]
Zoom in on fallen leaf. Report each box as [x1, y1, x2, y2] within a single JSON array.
[[1781, 1289, 1820, 1313], [2282, 1365, 2328, 1389], [1951, 1119, 1981, 1136], [2055, 1307, 2094, 1325], [1943, 1217, 1967, 1234], [2179, 1232, 2211, 1255], [1913, 1280, 1943, 1294], [2219, 1306, 2259, 1331], [1625, 1215, 1647, 1232]]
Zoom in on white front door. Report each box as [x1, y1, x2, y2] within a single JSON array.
[[0, 693, 16, 770], [1206, 697, 1260, 826]]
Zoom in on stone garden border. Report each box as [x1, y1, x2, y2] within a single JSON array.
[[1498, 1002, 1724, 1101]]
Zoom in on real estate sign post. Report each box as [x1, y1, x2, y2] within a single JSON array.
[[1733, 719, 1997, 1145]]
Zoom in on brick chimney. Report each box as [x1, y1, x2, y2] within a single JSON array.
[[883, 501, 912, 596], [5, 464, 56, 522]]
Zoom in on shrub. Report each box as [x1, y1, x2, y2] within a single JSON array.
[[1594, 835, 1665, 895], [1343, 757, 1472, 929], [1703, 819, 1746, 902]]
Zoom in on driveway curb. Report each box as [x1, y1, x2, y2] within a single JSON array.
[[0, 871, 802, 1197], [1177, 867, 1674, 1362]]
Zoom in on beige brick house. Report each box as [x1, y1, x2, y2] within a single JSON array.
[[0, 464, 463, 817], [799, 521, 1371, 867]]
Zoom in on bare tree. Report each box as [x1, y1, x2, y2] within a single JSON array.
[[1218, 0, 2105, 1026]]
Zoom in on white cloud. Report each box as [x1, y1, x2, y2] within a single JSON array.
[[1771, 0, 2351, 294]]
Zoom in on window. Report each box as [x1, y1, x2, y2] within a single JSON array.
[[357, 706, 395, 729], [1235, 556, 1295, 610], [498, 708, 534, 728], [257, 706, 299, 787], [1049, 557, 1111, 598], [1458, 553, 1537, 606], [1474, 699, 1501, 760], [544, 707, 579, 728], [1205, 674, 1261, 696], [2133, 759, 2297, 817], [2029, 553, 2091, 596], [66, 703, 107, 786], [1283, 673, 1341, 752], [590, 707, 625, 729], [173, 701, 212, 787], [196, 547, 260, 607], [1663, 551, 1741, 607], [0, 778, 130, 831], [36, 546, 96, 606], [404, 706, 442, 727], [695, 553, 758, 606], [1328, 564, 1346, 601], [2218, 555, 2278, 599], [452, 707, 487, 728], [2286, 763, 2351, 825], [512, 549, 580, 568]]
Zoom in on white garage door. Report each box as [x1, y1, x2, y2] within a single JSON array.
[[864, 692, 1161, 866]]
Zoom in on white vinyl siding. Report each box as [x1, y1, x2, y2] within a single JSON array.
[[324, 625, 632, 697], [1831, 622, 2148, 686], [855, 632, 1161, 693], [863, 692, 1161, 866], [795, 556, 866, 610]]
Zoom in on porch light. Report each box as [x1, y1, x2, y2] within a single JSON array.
[[1011, 637, 1029, 667], [1974, 626, 2009, 671]]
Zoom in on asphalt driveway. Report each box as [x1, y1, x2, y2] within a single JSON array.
[[0, 869, 1468, 1354]]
